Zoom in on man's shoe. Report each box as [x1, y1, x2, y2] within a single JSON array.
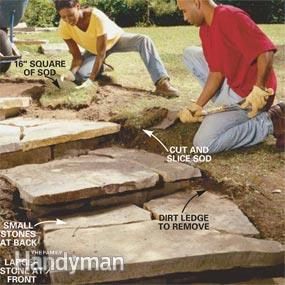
[[155, 78, 179, 98], [268, 102, 285, 150]]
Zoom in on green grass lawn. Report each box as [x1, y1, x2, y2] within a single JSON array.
[[4, 24, 284, 114], [7, 24, 285, 96]]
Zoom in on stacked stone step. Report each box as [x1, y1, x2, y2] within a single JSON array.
[[0, 117, 120, 169], [0, 117, 284, 284]]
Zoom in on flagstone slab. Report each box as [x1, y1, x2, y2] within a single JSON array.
[[39, 43, 84, 55], [92, 147, 201, 182], [0, 118, 120, 153], [0, 97, 31, 110], [0, 155, 159, 205], [26, 180, 190, 218], [42, 204, 151, 233], [144, 190, 259, 236], [44, 221, 284, 284]]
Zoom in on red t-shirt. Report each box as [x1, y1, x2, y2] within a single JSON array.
[[200, 5, 277, 98]]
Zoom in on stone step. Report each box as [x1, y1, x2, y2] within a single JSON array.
[[43, 220, 284, 284], [0, 118, 120, 169], [0, 97, 31, 120], [0, 118, 120, 153], [0, 147, 200, 217], [42, 204, 151, 233], [144, 190, 259, 237], [91, 147, 201, 182]]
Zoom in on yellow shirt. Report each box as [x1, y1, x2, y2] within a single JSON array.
[[58, 8, 123, 54]]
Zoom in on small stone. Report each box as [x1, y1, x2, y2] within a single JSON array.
[[272, 189, 282, 194]]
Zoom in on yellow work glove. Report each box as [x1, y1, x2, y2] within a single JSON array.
[[60, 71, 75, 82], [179, 102, 204, 123], [75, 79, 97, 90], [241, 86, 274, 118]]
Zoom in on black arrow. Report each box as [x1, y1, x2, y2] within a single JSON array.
[[182, 190, 206, 213], [45, 75, 61, 89]]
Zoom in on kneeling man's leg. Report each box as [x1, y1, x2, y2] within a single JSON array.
[[193, 110, 273, 153]]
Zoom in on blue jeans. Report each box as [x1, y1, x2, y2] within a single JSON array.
[[75, 32, 169, 84], [183, 46, 274, 154]]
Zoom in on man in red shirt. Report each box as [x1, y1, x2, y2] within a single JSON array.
[[177, 0, 284, 152]]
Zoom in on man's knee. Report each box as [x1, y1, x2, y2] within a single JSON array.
[[193, 132, 216, 154], [183, 46, 202, 66]]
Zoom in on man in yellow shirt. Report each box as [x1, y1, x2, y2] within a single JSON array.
[[54, 0, 179, 98]]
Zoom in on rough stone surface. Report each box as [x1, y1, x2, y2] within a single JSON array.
[[0, 137, 110, 170], [0, 147, 51, 170], [42, 204, 151, 233], [39, 43, 84, 54], [0, 108, 21, 120], [0, 118, 120, 153], [90, 181, 191, 209], [44, 221, 284, 284], [92, 147, 201, 182], [26, 181, 190, 218], [52, 136, 110, 159], [229, 278, 285, 285], [0, 97, 31, 110], [144, 190, 259, 236], [1, 155, 159, 205]]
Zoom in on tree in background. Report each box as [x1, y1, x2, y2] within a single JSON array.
[[24, 0, 284, 27]]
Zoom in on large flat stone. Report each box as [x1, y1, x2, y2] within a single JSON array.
[[0, 118, 120, 153], [92, 147, 201, 182], [144, 190, 259, 236], [42, 204, 151, 233], [44, 221, 284, 284], [1, 155, 159, 205], [26, 181, 190, 218]]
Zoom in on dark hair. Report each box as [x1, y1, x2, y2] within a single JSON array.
[[54, 0, 79, 11]]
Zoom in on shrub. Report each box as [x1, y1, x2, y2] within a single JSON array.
[[149, 0, 184, 26], [82, 0, 148, 27], [24, 0, 56, 27], [23, 0, 284, 27], [217, 0, 285, 24]]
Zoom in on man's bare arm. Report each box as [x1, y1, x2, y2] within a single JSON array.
[[196, 72, 225, 107], [256, 51, 274, 89], [90, 34, 107, 81], [64, 39, 83, 74]]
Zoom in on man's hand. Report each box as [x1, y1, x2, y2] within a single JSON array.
[[241, 85, 274, 118], [60, 71, 75, 82], [179, 102, 204, 123], [75, 79, 97, 90]]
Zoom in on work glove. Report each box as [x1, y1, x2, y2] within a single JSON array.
[[75, 79, 97, 90], [60, 71, 75, 82], [179, 102, 204, 123], [241, 85, 274, 118]]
